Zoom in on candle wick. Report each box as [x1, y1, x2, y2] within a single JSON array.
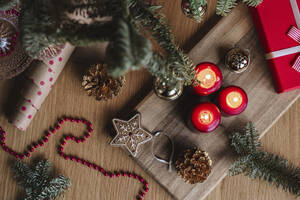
[[205, 74, 211, 80]]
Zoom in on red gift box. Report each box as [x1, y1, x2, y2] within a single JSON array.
[[251, 0, 300, 93]]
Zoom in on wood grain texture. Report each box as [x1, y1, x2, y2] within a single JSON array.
[[132, 3, 300, 200], [0, 1, 299, 200]]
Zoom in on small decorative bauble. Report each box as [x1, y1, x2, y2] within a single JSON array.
[[175, 148, 212, 184], [0, 20, 17, 56], [181, 0, 207, 23], [0, 8, 32, 80], [154, 78, 183, 101], [82, 63, 125, 101], [225, 47, 250, 73]]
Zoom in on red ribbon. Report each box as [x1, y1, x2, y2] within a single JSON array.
[[287, 26, 300, 72]]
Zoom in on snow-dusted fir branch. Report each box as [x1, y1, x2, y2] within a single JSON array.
[[13, 160, 71, 200]]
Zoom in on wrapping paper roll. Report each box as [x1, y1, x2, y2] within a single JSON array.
[[10, 43, 75, 131]]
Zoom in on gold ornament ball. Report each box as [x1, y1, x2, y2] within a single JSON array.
[[225, 47, 250, 73], [175, 148, 212, 184], [154, 78, 183, 101]]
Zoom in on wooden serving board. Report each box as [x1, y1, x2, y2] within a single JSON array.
[[121, 4, 300, 200]]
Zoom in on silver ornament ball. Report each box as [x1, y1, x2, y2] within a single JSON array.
[[225, 47, 250, 73]]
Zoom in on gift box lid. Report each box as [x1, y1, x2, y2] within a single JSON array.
[[251, 0, 300, 93], [251, 0, 299, 53]]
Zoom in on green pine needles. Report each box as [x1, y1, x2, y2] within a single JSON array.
[[188, 0, 207, 22], [0, 0, 19, 10], [216, 0, 238, 16], [105, 18, 152, 77], [13, 160, 71, 200], [1, 0, 264, 85], [188, 0, 263, 17], [229, 122, 300, 197], [14, 0, 196, 87], [242, 0, 263, 7]]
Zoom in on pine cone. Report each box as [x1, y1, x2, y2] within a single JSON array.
[[175, 148, 212, 184], [82, 63, 125, 101]]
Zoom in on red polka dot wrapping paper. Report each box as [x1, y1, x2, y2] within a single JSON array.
[[10, 43, 75, 131]]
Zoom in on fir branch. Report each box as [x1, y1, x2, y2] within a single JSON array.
[[31, 160, 52, 188], [20, 0, 113, 58], [0, 0, 18, 11], [105, 18, 152, 77], [228, 156, 249, 176], [144, 52, 176, 85], [67, 0, 122, 18], [244, 151, 300, 196], [132, 0, 196, 86], [216, 0, 238, 16], [229, 123, 300, 197], [13, 160, 71, 200], [189, 0, 207, 22], [39, 175, 71, 200], [229, 122, 260, 155], [13, 160, 36, 189], [58, 20, 113, 46], [190, 0, 207, 8], [242, 0, 263, 7], [20, 0, 60, 59], [19, 0, 195, 87]]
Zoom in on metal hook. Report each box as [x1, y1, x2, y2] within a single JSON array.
[[151, 131, 175, 172]]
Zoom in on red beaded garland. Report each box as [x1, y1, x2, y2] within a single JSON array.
[[0, 117, 149, 199]]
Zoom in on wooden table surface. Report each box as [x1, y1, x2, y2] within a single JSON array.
[[0, 1, 299, 200]]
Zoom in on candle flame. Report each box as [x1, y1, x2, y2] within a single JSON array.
[[226, 92, 243, 109], [197, 68, 217, 89], [199, 110, 213, 125]]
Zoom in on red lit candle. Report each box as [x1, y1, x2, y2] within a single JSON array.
[[190, 102, 221, 133], [193, 62, 223, 96], [217, 86, 248, 116]]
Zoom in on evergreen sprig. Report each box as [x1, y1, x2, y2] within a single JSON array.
[[20, 0, 61, 59], [189, 0, 264, 17], [0, 0, 19, 10], [188, 0, 207, 22], [242, 0, 263, 7], [13, 160, 71, 200], [229, 122, 300, 197], [19, 0, 195, 87], [216, 0, 238, 16], [18, 0, 263, 86], [132, 0, 195, 85], [215, 0, 263, 16], [105, 18, 152, 77], [67, 0, 122, 19]]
